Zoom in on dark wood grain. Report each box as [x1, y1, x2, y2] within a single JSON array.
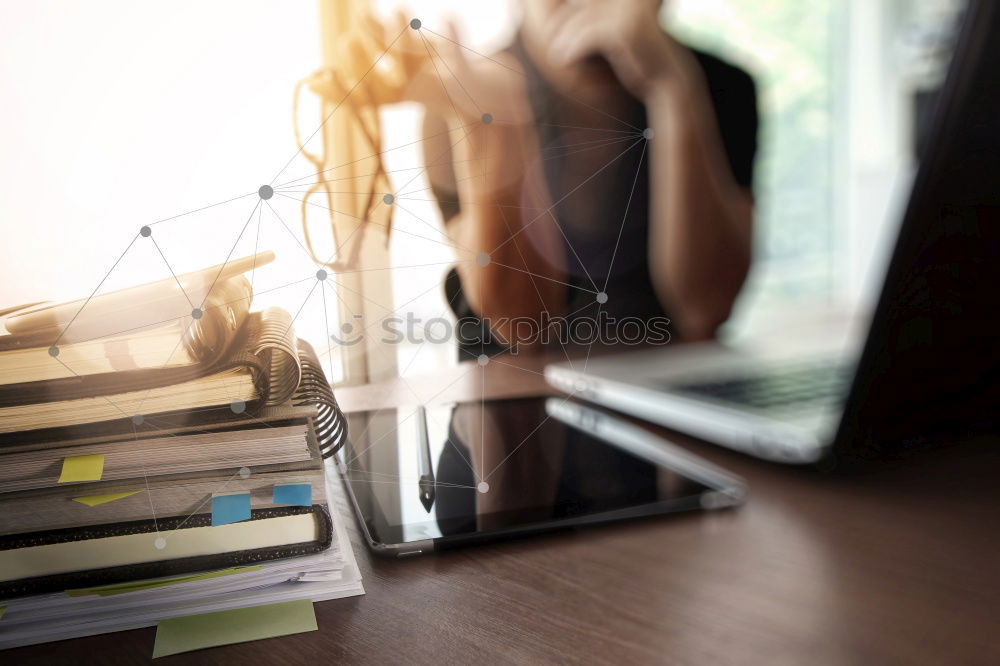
[[7, 354, 999, 665]]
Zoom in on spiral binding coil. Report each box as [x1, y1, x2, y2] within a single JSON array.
[[292, 339, 348, 458]]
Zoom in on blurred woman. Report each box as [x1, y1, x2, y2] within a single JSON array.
[[372, 0, 757, 355]]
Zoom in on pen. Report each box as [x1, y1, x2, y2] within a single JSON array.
[[416, 406, 435, 512]]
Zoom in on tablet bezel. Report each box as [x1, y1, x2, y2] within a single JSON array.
[[337, 397, 747, 557]]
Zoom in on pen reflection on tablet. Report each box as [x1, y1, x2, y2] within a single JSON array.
[[416, 406, 435, 513]]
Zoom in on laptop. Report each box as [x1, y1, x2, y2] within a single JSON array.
[[546, 0, 1000, 466]]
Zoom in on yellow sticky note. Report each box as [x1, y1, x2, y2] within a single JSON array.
[[152, 599, 317, 658], [72, 490, 141, 507], [58, 454, 105, 483]]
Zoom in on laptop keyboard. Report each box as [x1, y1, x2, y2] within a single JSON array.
[[668, 359, 854, 410]]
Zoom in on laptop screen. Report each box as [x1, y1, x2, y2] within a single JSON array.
[[835, 0, 1000, 459]]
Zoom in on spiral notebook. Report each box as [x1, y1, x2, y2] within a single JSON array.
[[0, 316, 346, 457], [0, 505, 333, 599], [0, 465, 331, 535]]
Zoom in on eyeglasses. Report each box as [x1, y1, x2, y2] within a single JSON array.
[[288, 14, 429, 271], [292, 66, 393, 272]]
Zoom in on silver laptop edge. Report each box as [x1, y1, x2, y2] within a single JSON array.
[[545, 359, 832, 464]]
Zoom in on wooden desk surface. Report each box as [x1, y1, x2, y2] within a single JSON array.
[[9, 354, 1000, 664]]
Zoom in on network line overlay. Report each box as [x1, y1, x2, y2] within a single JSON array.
[[41, 17, 654, 547]]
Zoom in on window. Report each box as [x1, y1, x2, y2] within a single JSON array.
[[670, 0, 965, 335]]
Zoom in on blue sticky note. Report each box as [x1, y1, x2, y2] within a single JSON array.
[[211, 494, 251, 526], [273, 484, 312, 507]]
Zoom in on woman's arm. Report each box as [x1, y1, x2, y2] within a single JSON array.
[[446, 113, 567, 341], [546, 1, 755, 340], [420, 74, 567, 348], [644, 53, 754, 340], [356, 13, 567, 343]]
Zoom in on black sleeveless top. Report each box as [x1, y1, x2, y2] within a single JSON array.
[[436, 37, 758, 358]]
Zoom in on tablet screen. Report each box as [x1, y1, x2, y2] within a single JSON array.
[[339, 397, 738, 549]]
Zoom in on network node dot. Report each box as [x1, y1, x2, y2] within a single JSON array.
[[383, 193, 395, 205], [48, 345, 59, 358], [230, 399, 246, 415], [316, 269, 328, 281], [239, 466, 251, 479], [191, 308, 203, 320], [410, 18, 421, 30], [481, 113, 493, 125], [132, 414, 144, 426], [477, 354, 489, 366], [643, 127, 655, 140], [140, 225, 152, 237], [477, 482, 490, 494], [475, 252, 491, 267], [596, 292, 608, 304], [258, 184, 274, 200], [154, 537, 166, 550]]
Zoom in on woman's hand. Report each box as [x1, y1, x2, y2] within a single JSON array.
[[313, 11, 538, 194], [544, 0, 700, 102], [313, 10, 533, 126]]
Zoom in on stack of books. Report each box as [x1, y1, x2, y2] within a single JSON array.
[[0, 253, 362, 650]]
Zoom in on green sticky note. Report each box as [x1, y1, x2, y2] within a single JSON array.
[[152, 599, 317, 658], [66, 566, 262, 597], [72, 490, 141, 507], [58, 454, 105, 483]]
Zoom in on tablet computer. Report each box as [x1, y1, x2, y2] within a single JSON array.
[[337, 396, 746, 556]]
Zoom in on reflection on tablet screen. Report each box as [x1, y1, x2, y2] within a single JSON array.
[[340, 398, 718, 546]]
